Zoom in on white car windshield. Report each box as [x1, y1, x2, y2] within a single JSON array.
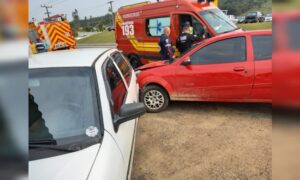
[[200, 8, 238, 34], [29, 68, 101, 150]]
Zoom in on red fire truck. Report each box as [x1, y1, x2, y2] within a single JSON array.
[[115, 0, 240, 68], [29, 14, 76, 54]]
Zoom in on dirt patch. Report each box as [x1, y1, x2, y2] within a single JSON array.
[[131, 102, 272, 180]]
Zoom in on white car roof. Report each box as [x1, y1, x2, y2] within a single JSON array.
[[29, 48, 113, 69]]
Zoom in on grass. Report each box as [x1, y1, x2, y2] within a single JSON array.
[[273, 0, 300, 10], [76, 22, 272, 44], [238, 22, 272, 30], [76, 31, 115, 44]]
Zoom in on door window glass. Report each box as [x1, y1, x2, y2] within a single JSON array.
[[146, 16, 170, 36], [105, 59, 127, 115], [252, 35, 272, 60], [287, 19, 300, 50], [111, 52, 132, 86], [190, 37, 246, 65], [192, 16, 205, 36]]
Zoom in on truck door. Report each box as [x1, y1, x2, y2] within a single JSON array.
[[171, 12, 210, 42], [175, 36, 255, 100]]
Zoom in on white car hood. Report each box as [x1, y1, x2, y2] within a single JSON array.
[[29, 144, 100, 180]]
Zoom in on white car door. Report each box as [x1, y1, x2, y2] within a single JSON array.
[[87, 131, 124, 180], [94, 50, 138, 179]]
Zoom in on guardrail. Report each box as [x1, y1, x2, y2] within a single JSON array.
[[77, 43, 116, 48]]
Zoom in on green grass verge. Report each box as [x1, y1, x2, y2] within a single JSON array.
[[238, 22, 272, 30], [76, 31, 115, 44]]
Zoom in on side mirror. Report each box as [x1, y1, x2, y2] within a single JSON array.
[[181, 57, 191, 66], [113, 103, 146, 131]]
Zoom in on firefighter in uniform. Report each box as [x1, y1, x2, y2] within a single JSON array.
[[176, 22, 201, 54], [159, 27, 175, 60]]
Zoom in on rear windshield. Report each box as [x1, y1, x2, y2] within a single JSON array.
[[200, 8, 238, 34]]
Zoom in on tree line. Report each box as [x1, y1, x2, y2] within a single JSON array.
[[70, 8, 114, 37], [219, 0, 272, 16]]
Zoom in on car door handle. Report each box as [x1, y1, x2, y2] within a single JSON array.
[[233, 67, 245, 72]]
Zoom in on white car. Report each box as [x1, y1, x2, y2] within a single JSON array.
[[29, 48, 145, 180], [264, 14, 272, 22]]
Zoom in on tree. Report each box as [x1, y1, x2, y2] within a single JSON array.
[[84, 26, 92, 32], [71, 9, 80, 37], [97, 23, 104, 32], [220, 0, 271, 15]]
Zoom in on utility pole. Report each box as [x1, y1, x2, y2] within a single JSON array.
[[107, 1, 114, 26], [41, 4, 52, 19]]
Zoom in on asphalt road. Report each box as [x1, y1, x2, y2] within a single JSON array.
[[131, 101, 272, 180]]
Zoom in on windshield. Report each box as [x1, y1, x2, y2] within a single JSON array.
[[29, 68, 101, 151], [200, 9, 238, 34]]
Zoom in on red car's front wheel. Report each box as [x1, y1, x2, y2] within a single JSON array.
[[141, 85, 169, 113]]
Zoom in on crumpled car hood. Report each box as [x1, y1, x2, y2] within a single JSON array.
[[136, 60, 168, 71]]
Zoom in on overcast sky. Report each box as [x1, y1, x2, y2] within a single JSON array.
[[29, 0, 156, 21]]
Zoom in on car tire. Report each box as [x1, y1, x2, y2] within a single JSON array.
[[141, 85, 169, 113], [129, 55, 141, 69]]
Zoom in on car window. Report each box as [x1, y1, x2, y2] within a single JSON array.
[[146, 16, 170, 36], [190, 37, 246, 65], [192, 16, 205, 36], [111, 52, 132, 86], [252, 35, 272, 60], [105, 59, 127, 116], [286, 19, 300, 50]]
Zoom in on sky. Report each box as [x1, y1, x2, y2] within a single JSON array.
[[29, 0, 156, 22]]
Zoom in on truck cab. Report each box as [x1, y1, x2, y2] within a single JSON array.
[[116, 0, 240, 68], [244, 11, 264, 23]]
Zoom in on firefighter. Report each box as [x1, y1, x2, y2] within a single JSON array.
[[158, 27, 175, 60], [185, 21, 194, 35], [176, 23, 200, 54]]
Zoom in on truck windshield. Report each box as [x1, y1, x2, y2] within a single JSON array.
[[29, 68, 101, 154], [200, 8, 238, 34]]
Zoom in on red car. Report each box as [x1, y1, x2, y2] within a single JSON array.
[[136, 30, 272, 113]]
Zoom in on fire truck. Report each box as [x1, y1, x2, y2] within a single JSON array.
[[29, 14, 76, 54], [115, 0, 242, 68]]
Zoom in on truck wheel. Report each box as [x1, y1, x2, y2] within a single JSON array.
[[141, 85, 169, 113], [129, 55, 141, 69]]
